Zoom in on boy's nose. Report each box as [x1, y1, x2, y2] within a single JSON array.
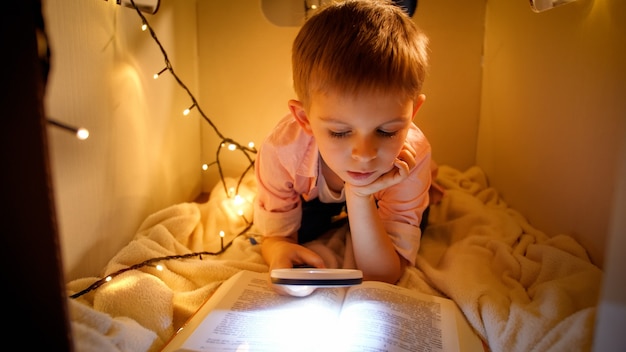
[[351, 138, 377, 162]]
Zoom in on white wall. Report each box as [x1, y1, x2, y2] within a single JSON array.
[[477, 1, 626, 347], [477, 0, 625, 267], [43, 0, 202, 280], [413, 0, 486, 171]]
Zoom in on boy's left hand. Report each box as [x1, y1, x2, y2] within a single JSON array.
[[348, 141, 417, 197]]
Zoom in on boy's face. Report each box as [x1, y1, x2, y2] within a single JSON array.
[[290, 91, 423, 187]]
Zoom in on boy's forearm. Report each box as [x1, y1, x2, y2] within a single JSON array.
[[345, 191, 404, 283]]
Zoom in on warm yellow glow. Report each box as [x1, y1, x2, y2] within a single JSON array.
[[141, 23, 148, 31], [156, 264, 164, 271], [233, 194, 245, 206], [222, 193, 252, 220], [202, 163, 209, 170], [227, 144, 237, 151], [76, 128, 89, 140], [105, 276, 112, 282], [248, 141, 255, 149], [219, 230, 225, 238]]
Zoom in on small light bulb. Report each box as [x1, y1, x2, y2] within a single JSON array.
[[228, 144, 237, 151], [202, 163, 209, 170], [219, 230, 225, 249], [76, 128, 89, 140], [153, 67, 167, 80], [183, 103, 195, 116]]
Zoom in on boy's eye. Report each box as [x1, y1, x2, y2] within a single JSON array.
[[329, 129, 398, 138], [329, 130, 350, 138], [377, 129, 397, 138]]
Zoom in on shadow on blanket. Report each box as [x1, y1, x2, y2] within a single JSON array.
[[66, 165, 602, 352]]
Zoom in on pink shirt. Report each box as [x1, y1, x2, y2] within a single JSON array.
[[253, 114, 432, 265]]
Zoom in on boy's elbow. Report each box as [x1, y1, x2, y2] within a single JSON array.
[[363, 270, 402, 284], [363, 256, 406, 284]]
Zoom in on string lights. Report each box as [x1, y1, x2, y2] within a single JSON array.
[[47, 118, 90, 140], [71, 0, 260, 299], [70, 182, 258, 299], [130, 0, 257, 196], [69, 221, 255, 299]]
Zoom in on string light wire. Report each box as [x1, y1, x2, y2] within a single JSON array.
[[47, 118, 90, 140]]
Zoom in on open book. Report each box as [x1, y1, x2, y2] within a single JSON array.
[[161, 270, 486, 352]]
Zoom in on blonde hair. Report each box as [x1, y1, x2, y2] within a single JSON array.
[[292, 0, 429, 106]]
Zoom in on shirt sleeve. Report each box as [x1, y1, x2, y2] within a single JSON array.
[[253, 141, 303, 238], [253, 116, 317, 238]]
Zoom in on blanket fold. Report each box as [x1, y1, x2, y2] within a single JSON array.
[[417, 165, 602, 352]]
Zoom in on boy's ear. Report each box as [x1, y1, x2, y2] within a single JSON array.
[[412, 94, 426, 119], [288, 99, 313, 135]]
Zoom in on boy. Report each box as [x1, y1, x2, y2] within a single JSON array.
[[253, 0, 436, 295]]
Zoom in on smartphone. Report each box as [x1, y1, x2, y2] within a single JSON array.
[[270, 268, 363, 287]]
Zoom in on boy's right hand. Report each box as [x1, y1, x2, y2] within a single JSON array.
[[261, 236, 326, 296]]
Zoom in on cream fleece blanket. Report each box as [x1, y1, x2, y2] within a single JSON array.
[[66, 166, 602, 352]]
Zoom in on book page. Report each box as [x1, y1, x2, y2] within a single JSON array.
[[330, 281, 483, 352], [164, 270, 347, 352]]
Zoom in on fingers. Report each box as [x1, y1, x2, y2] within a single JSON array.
[[267, 245, 323, 297], [393, 157, 410, 176], [268, 243, 326, 272], [265, 243, 323, 297], [396, 142, 417, 171], [293, 246, 327, 268]]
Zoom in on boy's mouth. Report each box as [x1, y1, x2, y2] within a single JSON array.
[[346, 171, 375, 181]]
